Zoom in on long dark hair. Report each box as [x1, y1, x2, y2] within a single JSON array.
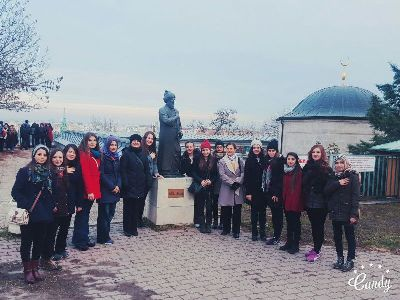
[[248, 145, 265, 159], [142, 131, 157, 155], [27, 145, 50, 169], [78, 132, 100, 153], [63, 144, 80, 167], [198, 152, 215, 172], [286, 152, 301, 192], [50, 148, 69, 187]]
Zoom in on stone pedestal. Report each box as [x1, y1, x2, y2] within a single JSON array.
[[144, 177, 194, 225]]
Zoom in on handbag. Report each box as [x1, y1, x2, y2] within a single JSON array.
[[8, 189, 42, 225], [188, 181, 203, 194]]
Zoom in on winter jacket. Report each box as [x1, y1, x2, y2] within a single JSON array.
[[244, 155, 267, 208], [79, 150, 101, 200], [66, 164, 84, 210], [99, 156, 121, 204], [282, 167, 304, 212], [324, 171, 360, 222], [264, 156, 285, 201], [180, 148, 201, 177], [51, 171, 72, 216], [218, 156, 245, 206], [120, 147, 152, 199], [302, 162, 333, 209], [11, 167, 55, 223], [212, 152, 225, 195], [191, 156, 218, 192]]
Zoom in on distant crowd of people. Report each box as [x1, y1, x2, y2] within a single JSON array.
[[11, 131, 360, 285], [0, 120, 54, 152]]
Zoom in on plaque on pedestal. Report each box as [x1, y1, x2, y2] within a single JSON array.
[[144, 177, 194, 225]]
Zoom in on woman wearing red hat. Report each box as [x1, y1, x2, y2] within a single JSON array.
[[191, 140, 218, 233]]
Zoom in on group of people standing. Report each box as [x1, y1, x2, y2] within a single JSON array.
[[10, 131, 360, 285], [11, 131, 160, 284], [183, 138, 360, 273], [0, 120, 54, 152]]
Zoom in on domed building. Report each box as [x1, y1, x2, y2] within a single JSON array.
[[278, 85, 376, 155]]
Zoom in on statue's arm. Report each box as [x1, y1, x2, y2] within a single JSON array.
[[159, 109, 178, 126]]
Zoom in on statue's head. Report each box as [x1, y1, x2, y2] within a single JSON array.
[[163, 90, 175, 109]]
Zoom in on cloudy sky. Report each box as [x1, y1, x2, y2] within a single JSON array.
[[2, 0, 400, 126]]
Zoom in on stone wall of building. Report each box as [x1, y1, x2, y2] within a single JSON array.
[[280, 119, 374, 155]]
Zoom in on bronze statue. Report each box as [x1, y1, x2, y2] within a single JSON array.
[[157, 90, 183, 177]]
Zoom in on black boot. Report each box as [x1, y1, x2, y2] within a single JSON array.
[[333, 256, 344, 269], [341, 259, 354, 272]]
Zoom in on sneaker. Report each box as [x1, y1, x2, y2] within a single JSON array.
[[306, 251, 320, 262], [61, 250, 69, 259], [75, 245, 89, 251], [341, 259, 354, 272], [305, 248, 314, 257], [333, 256, 344, 269], [87, 241, 96, 247], [220, 231, 230, 236], [104, 239, 114, 245], [233, 233, 240, 239], [252, 236, 258, 241], [287, 246, 299, 254], [40, 259, 62, 271], [194, 223, 200, 228], [52, 253, 64, 261], [266, 237, 280, 245], [259, 235, 267, 242]]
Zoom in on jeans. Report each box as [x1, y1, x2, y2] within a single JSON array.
[[42, 215, 72, 259], [306, 207, 328, 253], [267, 196, 284, 239], [97, 202, 116, 243], [221, 204, 242, 234], [285, 211, 301, 246], [20, 222, 48, 262], [195, 191, 213, 226], [332, 221, 356, 260], [72, 199, 93, 247], [251, 192, 266, 237]]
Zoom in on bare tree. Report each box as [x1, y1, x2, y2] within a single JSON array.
[[0, 0, 62, 111], [187, 120, 207, 133], [210, 107, 237, 135]]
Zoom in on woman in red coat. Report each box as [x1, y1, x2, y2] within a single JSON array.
[[280, 152, 303, 254], [72, 132, 101, 251]]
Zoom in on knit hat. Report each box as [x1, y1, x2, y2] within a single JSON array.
[[200, 139, 211, 150], [251, 138, 262, 147], [334, 154, 352, 170], [214, 140, 224, 148], [163, 90, 175, 103], [267, 139, 279, 151], [32, 144, 49, 158], [129, 134, 142, 143]]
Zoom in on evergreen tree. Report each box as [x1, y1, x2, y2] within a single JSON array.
[[349, 64, 400, 154]]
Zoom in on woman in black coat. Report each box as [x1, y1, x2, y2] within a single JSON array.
[[120, 134, 152, 237], [97, 136, 121, 244], [324, 155, 359, 272], [244, 139, 267, 241], [191, 140, 218, 234], [262, 139, 285, 245], [302, 144, 333, 262], [11, 144, 54, 284]]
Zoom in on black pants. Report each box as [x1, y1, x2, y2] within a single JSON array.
[[137, 197, 146, 223], [267, 196, 283, 239], [42, 215, 72, 259], [97, 202, 116, 243], [123, 197, 144, 234], [306, 207, 328, 253], [193, 195, 201, 225], [20, 222, 48, 262], [212, 194, 219, 225], [195, 191, 213, 226], [221, 205, 242, 234], [0, 138, 4, 152], [21, 136, 30, 149], [251, 192, 266, 237], [285, 211, 301, 246], [72, 199, 94, 247], [33, 135, 40, 147], [332, 221, 356, 260]]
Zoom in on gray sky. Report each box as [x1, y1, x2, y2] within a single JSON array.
[[2, 0, 400, 126]]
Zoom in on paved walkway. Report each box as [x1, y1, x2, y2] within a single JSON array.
[[0, 150, 399, 299]]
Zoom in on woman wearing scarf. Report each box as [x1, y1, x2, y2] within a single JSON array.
[[280, 152, 303, 254], [72, 132, 101, 251], [120, 134, 152, 237], [11, 144, 54, 284], [324, 155, 360, 272], [41, 149, 72, 271], [263, 139, 285, 245], [218, 143, 245, 239], [244, 139, 267, 241], [97, 136, 121, 244], [302, 144, 333, 262]]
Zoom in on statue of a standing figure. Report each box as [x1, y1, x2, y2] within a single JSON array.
[[157, 90, 183, 177]]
